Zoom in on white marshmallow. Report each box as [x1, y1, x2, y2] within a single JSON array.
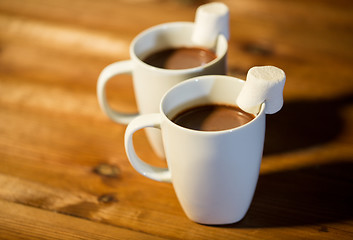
[[236, 66, 286, 115], [192, 2, 230, 48]]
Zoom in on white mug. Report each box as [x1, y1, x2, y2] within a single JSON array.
[[97, 22, 228, 158], [124, 75, 266, 225]]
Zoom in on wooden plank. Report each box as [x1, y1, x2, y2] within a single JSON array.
[[0, 199, 167, 240]]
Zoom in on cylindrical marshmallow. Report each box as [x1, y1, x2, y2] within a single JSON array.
[[236, 66, 286, 115], [192, 2, 230, 48]]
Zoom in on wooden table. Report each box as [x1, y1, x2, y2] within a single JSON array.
[[1, 0, 353, 239]]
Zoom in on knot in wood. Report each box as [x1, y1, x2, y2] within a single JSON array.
[[98, 193, 118, 204], [93, 163, 120, 178], [242, 41, 274, 56]]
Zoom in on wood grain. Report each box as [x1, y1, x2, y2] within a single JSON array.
[[0, 0, 353, 239], [0, 199, 167, 240]]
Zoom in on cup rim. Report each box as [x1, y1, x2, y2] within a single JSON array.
[[130, 21, 228, 74], [160, 75, 266, 134]]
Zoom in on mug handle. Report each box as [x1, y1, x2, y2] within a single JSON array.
[[97, 60, 138, 124], [124, 113, 172, 183]]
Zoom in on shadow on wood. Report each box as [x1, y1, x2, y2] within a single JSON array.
[[227, 160, 353, 228], [263, 93, 353, 155]]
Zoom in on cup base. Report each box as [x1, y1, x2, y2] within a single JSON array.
[[186, 211, 246, 225]]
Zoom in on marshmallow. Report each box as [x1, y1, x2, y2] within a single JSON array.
[[192, 2, 230, 48], [236, 66, 286, 115]]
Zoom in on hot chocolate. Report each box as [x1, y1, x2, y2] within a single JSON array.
[[142, 47, 217, 70], [171, 104, 255, 131]]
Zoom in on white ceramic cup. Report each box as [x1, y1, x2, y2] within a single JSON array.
[[124, 75, 266, 225], [97, 22, 228, 158]]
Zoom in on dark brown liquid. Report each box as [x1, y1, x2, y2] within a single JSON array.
[[171, 104, 255, 131], [142, 47, 217, 70]]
